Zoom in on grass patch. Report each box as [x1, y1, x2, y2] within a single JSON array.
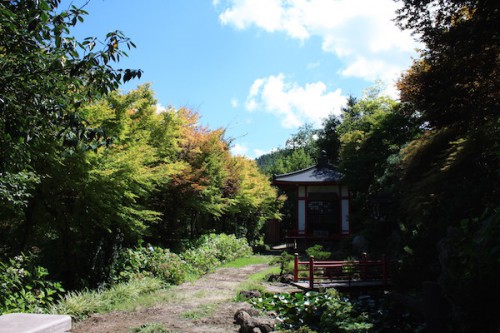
[[219, 255, 272, 268], [130, 322, 169, 333], [247, 266, 280, 282], [53, 253, 278, 321], [52, 277, 168, 320], [181, 304, 216, 320], [234, 265, 280, 302]]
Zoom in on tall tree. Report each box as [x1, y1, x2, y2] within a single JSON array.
[[393, 1, 499, 330], [0, 0, 141, 228], [396, 0, 499, 129]]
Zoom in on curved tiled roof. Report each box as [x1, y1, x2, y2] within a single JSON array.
[[272, 163, 343, 185]]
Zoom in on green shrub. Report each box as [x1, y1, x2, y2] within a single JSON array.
[[112, 234, 252, 284], [251, 290, 372, 332], [111, 246, 189, 285], [305, 245, 331, 260], [269, 251, 294, 275], [0, 252, 64, 314], [182, 233, 252, 275]]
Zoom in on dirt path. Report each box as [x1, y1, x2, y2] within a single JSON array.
[[73, 263, 275, 333]]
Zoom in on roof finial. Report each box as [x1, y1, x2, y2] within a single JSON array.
[[318, 150, 328, 167]]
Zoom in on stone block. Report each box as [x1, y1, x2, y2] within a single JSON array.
[[0, 313, 72, 333]]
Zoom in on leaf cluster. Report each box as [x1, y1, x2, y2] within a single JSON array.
[[0, 252, 64, 314], [251, 290, 372, 332]]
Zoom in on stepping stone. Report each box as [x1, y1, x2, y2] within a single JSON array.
[[0, 313, 72, 333]]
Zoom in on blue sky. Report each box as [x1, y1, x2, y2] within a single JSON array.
[[65, 0, 419, 158]]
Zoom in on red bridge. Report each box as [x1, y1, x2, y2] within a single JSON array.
[[292, 253, 390, 291]]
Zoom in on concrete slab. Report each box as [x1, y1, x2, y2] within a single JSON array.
[[0, 313, 72, 333]]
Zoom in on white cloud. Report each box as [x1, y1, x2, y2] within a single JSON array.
[[245, 73, 346, 129], [155, 103, 167, 114], [307, 61, 320, 69], [341, 56, 401, 82], [231, 143, 249, 156], [230, 98, 239, 108], [253, 149, 269, 158], [216, 0, 419, 84]]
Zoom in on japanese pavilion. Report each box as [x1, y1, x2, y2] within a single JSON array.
[[272, 154, 350, 245]]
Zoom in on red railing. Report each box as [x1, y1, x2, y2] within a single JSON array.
[[293, 253, 389, 289]]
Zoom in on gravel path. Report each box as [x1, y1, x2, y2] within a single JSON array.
[[72, 263, 273, 333]]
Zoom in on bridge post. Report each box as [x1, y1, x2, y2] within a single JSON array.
[[361, 252, 367, 280], [309, 255, 315, 289], [382, 255, 388, 286], [293, 253, 299, 282]]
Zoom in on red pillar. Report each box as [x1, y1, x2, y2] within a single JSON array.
[[293, 253, 299, 282]]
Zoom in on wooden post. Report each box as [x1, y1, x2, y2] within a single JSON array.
[[382, 255, 388, 286], [293, 253, 299, 282], [309, 256, 315, 289], [361, 252, 367, 280]]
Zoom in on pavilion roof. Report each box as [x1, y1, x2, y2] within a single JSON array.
[[272, 161, 343, 185]]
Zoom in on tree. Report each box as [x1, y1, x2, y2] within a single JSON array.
[[285, 123, 319, 158], [396, 0, 499, 130], [316, 112, 341, 164], [0, 0, 141, 219], [392, 1, 499, 330]]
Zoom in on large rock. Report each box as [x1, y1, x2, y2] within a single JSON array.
[[239, 290, 262, 300], [0, 313, 72, 333], [234, 309, 275, 333]]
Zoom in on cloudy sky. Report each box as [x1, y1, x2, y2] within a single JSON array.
[[67, 0, 419, 158]]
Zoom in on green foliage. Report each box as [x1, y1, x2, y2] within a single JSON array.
[[131, 322, 169, 333], [279, 327, 318, 333], [181, 304, 216, 320], [316, 112, 342, 164], [305, 245, 331, 260], [258, 148, 316, 176], [111, 246, 188, 285], [112, 234, 252, 285], [437, 208, 500, 332], [0, 252, 64, 314], [269, 251, 294, 275], [0, 0, 140, 213], [52, 277, 163, 320], [1, 83, 279, 289], [220, 255, 270, 268], [182, 234, 253, 275], [251, 290, 372, 332], [396, 0, 498, 130]]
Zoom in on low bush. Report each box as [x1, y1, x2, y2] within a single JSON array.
[[4, 234, 252, 318], [305, 245, 332, 260], [269, 251, 294, 275], [0, 252, 64, 314], [111, 246, 189, 285], [251, 290, 372, 332], [112, 234, 252, 283], [182, 233, 252, 275]]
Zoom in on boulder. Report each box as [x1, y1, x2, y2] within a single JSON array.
[[234, 309, 275, 333], [239, 290, 262, 300]]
